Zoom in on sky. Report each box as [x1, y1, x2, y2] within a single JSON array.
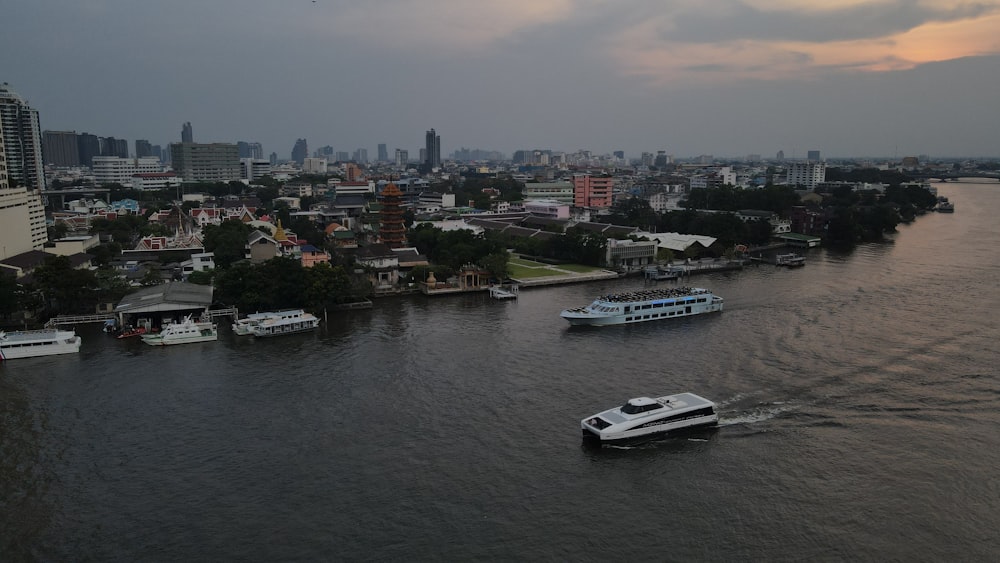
[[4, 0, 1000, 160]]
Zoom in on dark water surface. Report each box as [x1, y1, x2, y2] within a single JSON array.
[[3, 180, 999, 561]]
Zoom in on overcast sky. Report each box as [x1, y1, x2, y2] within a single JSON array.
[[4, 0, 1000, 160]]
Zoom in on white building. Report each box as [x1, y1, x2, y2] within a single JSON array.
[[523, 199, 570, 219], [416, 191, 456, 213], [93, 156, 162, 186], [240, 158, 271, 181], [132, 172, 182, 191], [786, 162, 826, 189], [647, 192, 683, 213], [0, 186, 47, 258], [302, 157, 328, 174]]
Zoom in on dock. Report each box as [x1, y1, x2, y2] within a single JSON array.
[[489, 284, 519, 300]]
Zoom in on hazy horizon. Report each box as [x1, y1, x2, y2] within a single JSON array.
[[4, 1, 1000, 160]]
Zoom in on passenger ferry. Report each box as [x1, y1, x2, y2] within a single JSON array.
[[141, 315, 218, 346], [0, 328, 82, 360], [581, 392, 718, 444], [231, 311, 279, 336], [560, 287, 723, 326], [251, 309, 320, 337], [775, 253, 806, 267]]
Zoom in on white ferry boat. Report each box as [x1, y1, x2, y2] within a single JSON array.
[[581, 392, 718, 444], [0, 328, 82, 360], [141, 315, 218, 346], [251, 309, 320, 337], [231, 312, 278, 336], [560, 287, 723, 326]]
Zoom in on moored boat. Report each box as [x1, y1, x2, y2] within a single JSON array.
[[231, 312, 278, 336], [775, 253, 806, 267], [141, 315, 217, 346], [0, 328, 82, 360], [560, 287, 723, 326], [250, 309, 320, 337], [581, 392, 718, 444]]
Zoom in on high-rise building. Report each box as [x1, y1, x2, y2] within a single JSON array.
[[237, 141, 264, 160], [395, 148, 408, 166], [169, 143, 240, 182], [0, 83, 45, 191], [181, 122, 193, 143], [786, 161, 826, 189], [291, 138, 308, 165], [807, 150, 821, 162], [424, 128, 440, 169], [135, 139, 153, 158], [0, 125, 47, 256], [377, 143, 388, 162], [572, 174, 613, 208], [92, 156, 163, 185], [353, 148, 368, 164], [77, 133, 101, 166], [150, 144, 162, 162], [101, 136, 129, 158], [43, 130, 81, 167], [335, 151, 349, 162], [269, 152, 278, 166]]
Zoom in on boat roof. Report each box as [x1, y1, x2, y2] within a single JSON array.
[[597, 287, 710, 304]]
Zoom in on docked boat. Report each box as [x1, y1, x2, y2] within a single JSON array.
[[775, 253, 806, 267], [0, 328, 82, 360], [250, 309, 320, 337], [581, 392, 718, 444], [936, 201, 954, 213], [231, 311, 279, 336], [141, 315, 217, 346], [560, 287, 723, 326]]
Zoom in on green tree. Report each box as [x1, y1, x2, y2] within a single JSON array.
[[0, 274, 21, 317], [480, 252, 510, 282], [30, 255, 99, 313], [202, 220, 253, 268]]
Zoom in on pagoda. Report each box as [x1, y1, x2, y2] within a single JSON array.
[[378, 182, 407, 248]]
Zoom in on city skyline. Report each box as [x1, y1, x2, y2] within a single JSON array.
[[3, 1, 1000, 159]]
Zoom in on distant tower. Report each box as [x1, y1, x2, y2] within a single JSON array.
[[776, 150, 785, 161], [378, 182, 407, 249], [291, 138, 308, 165], [181, 122, 193, 143], [377, 143, 388, 162], [0, 83, 45, 190], [135, 139, 153, 158], [807, 150, 821, 162], [424, 128, 440, 169]]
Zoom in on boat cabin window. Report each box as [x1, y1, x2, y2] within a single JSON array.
[[621, 401, 664, 414]]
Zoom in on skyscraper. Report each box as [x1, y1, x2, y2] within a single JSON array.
[[0, 83, 45, 190], [135, 139, 153, 158], [181, 122, 193, 143], [424, 128, 440, 169], [237, 141, 264, 159], [101, 137, 128, 158], [0, 127, 47, 256], [43, 130, 81, 167], [77, 133, 101, 167], [377, 143, 388, 162], [291, 139, 308, 165]]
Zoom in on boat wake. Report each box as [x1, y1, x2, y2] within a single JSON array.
[[718, 402, 796, 427]]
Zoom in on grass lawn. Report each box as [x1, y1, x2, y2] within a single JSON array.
[[508, 263, 561, 278], [507, 257, 605, 278]]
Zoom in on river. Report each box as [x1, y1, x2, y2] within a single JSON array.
[[2, 179, 999, 561]]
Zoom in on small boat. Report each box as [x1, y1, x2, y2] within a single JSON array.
[[560, 287, 723, 326], [643, 265, 681, 280], [774, 253, 806, 267], [936, 201, 954, 213], [141, 315, 217, 346], [0, 328, 82, 360], [116, 326, 147, 339], [250, 309, 320, 337], [581, 392, 718, 444]]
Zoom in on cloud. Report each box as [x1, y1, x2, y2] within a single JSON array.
[[304, 0, 578, 51], [606, 0, 1000, 84]]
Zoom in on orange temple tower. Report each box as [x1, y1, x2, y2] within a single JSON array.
[[378, 182, 406, 248]]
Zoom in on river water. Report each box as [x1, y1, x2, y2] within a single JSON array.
[[2, 180, 999, 561]]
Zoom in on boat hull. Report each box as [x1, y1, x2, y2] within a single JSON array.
[[582, 416, 719, 444], [141, 334, 218, 346], [561, 296, 723, 326], [0, 333, 82, 360]]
